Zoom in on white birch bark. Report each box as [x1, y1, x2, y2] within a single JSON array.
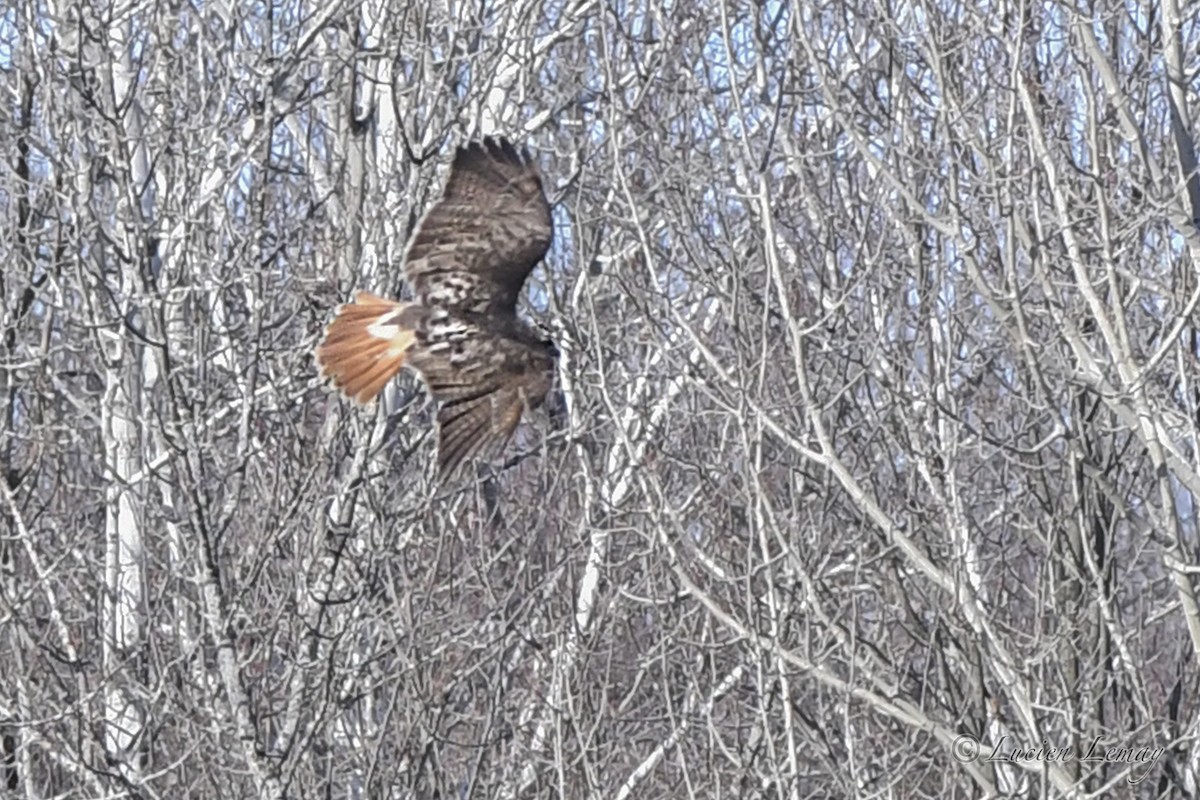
[[98, 13, 148, 782]]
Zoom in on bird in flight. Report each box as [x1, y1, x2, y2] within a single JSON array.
[[315, 136, 558, 478]]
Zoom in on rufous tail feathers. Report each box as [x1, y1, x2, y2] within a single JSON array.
[[315, 291, 418, 404]]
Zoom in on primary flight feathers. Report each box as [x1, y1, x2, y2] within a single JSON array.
[[315, 136, 558, 478]]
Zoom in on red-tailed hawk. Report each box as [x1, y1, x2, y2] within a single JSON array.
[[315, 136, 558, 478]]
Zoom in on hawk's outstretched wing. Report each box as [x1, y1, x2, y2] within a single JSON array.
[[403, 136, 553, 316]]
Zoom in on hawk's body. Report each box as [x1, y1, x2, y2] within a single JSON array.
[[315, 137, 557, 477]]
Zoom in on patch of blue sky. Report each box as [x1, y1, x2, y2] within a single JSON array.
[[0, 4, 15, 70], [453, 61, 472, 102], [702, 26, 730, 89], [535, 0, 569, 35], [549, 205, 574, 266], [726, 8, 755, 68], [686, 105, 719, 145], [128, 14, 149, 66], [1169, 475, 1197, 542], [271, 0, 304, 57], [701, 184, 745, 236], [578, 43, 605, 98], [760, 0, 788, 36], [616, 0, 652, 42], [1165, 229, 1187, 264], [229, 159, 257, 224]]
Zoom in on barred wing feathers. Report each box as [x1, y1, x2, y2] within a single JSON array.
[[403, 136, 553, 315], [406, 313, 554, 476]]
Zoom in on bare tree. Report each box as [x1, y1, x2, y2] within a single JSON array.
[[2, 0, 1199, 797]]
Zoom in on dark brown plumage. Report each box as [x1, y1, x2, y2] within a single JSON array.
[[315, 136, 557, 478]]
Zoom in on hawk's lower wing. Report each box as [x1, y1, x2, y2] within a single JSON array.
[[407, 317, 553, 478], [435, 385, 526, 478]]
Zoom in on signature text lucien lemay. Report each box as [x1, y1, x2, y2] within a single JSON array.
[[952, 733, 1165, 784]]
